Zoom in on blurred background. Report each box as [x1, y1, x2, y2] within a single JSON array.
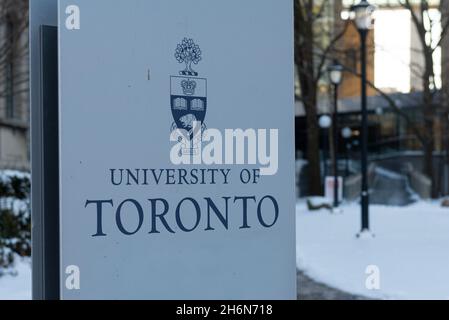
[[1, 0, 449, 300], [296, 0, 449, 300]]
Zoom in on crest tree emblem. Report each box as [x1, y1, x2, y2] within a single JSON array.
[[175, 38, 202, 76]]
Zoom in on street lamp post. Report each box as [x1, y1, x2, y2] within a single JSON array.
[[342, 127, 353, 178], [319, 115, 332, 192], [351, 0, 375, 235], [328, 61, 344, 208]]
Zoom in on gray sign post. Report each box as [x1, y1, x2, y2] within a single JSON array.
[[30, 0, 59, 300], [32, 0, 296, 300]]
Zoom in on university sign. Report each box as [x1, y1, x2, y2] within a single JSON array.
[[30, 0, 295, 300], [88, 169, 281, 237]]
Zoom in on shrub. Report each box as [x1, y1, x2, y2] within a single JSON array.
[[0, 171, 31, 274]]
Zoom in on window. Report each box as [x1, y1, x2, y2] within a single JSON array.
[[5, 18, 15, 119]]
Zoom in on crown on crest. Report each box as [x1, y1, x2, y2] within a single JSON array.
[[181, 79, 197, 95]]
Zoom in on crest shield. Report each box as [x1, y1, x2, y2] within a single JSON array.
[[170, 76, 207, 136]]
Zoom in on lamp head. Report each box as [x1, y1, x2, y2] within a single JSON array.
[[328, 60, 344, 86], [350, 0, 376, 31], [319, 115, 332, 129], [341, 127, 352, 139]]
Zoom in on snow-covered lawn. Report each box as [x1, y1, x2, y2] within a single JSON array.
[[0, 258, 31, 300], [2, 200, 449, 300], [297, 200, 449, 300]]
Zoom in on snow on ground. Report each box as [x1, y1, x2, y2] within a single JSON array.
[[2, 200, 449, 300], [0, 170, 30, 181], [0, 258, 31, 300], [297, 200, 449, 300]]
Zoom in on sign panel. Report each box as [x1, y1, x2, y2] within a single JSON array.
[[325, 177, 344, 203], [58, 0, 295, 299]]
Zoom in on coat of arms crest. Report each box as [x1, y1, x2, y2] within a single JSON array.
[[170, 38, 207, 156]]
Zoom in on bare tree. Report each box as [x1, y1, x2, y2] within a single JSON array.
[[295, 0, 348, 195], [440, 0, 449, 196], [393, 0, 449, 197], [341, 0, 449, 197]]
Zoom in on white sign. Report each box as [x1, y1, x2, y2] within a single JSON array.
[[58, 0, 295, 299], [325, 177, 344, 203]]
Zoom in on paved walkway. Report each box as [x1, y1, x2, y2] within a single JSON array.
[[297, 271, 372, 300]]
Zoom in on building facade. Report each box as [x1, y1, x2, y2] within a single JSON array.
[[0, 0, 30, 171], [0, 0, 29, 171]]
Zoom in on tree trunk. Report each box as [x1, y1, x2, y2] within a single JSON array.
[[422, 46, 437, 197], [305, 95, 322, 195], [440, 0, 449, 196], [295, 0, 323, 196], [422, 97, 436, 197]]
